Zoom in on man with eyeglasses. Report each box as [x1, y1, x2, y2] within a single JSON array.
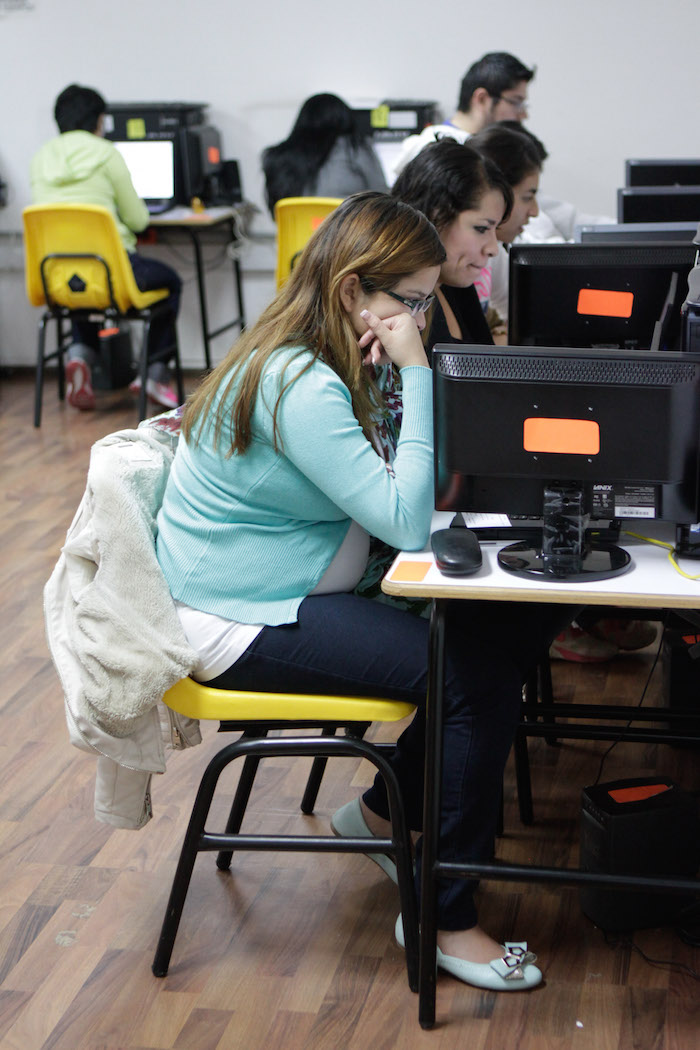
[[392, 52, 534, 179]]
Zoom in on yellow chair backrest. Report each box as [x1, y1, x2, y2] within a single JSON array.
[[274, 196, 342, 289], [23, 203, 166, 315]]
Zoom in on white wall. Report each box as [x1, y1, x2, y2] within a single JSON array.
[[1, 0, 697, 367]]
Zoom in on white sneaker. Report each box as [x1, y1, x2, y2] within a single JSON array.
[[65, 359, 96, 410]]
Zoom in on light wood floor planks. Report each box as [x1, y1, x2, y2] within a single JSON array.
[[1, 369, 699, 1049]]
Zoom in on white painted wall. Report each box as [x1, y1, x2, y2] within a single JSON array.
[[1, 0, 697, 367]]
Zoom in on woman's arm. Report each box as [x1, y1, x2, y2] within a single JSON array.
[[261, 353, 434, 551]]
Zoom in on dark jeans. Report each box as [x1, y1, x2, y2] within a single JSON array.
[[73, 252, 181, 381], [206, 592, 572, 930]]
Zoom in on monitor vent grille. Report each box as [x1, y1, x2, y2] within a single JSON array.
[[436, 353, 699, 386], [510, 243, 695, 267]]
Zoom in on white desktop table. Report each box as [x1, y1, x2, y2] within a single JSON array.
[[148, 205, 247, 370], [383, 512, 700, 610], [382, 514, 700, 1028]]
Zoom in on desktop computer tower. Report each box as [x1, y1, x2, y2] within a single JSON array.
[[105, 102, 222, 207], [661, 624, 700, 737], [579, 777, 700, 931]]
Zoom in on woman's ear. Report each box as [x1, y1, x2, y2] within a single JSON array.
[[339, 272, 362, 314]]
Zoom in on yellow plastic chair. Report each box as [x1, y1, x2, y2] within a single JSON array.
[[152, 675, 420, 988], [23, 203, 184, 426], [274, 196, 342, 289]]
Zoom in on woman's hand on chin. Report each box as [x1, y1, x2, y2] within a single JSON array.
[[358, 310, 429, 371]]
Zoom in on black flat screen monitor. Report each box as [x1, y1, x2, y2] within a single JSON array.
[[433, 345, 700, 579], [625, 159, 700, 187], [575, 221, 699, 245], [508, 242, 696, 351], [618, 186, 700, 224]]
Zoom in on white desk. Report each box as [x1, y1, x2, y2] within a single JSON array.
[[148, 205, 247, 369], [382, 517, 700, 1028], [384, 513, 700, 609]]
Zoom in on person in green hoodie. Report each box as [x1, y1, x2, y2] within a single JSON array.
[[30, 83, 181, 411]]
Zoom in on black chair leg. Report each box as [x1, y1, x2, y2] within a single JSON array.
[[539, 653, 559, 746], [300, 728, 336, 815], [172, 332, 185, 406], [216, 730, 267, 870], [34, 317, 49, 427], [153, 739, 239, 977], [56, 315, 68, 401], [137, 320, 150, 421], [513, 729, 533, 825], [299, 724, 371, 814]]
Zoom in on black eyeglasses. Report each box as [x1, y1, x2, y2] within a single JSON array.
[[384, 289, 435, 316]]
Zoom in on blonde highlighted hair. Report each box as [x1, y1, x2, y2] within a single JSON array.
[[182, 191, 445, 456]]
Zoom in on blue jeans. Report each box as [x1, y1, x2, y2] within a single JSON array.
[[206, 593, 570, 930], [73, 252, 181, 382]]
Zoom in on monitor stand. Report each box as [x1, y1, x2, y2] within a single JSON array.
[[498, 483, 632, 582]]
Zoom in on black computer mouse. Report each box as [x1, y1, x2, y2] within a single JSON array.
[[431, 527, 483, 576]]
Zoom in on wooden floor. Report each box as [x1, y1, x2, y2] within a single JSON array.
[[1, 370, 699, 1050]]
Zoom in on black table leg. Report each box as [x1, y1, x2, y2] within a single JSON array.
[[418, 598, 447, 1029]]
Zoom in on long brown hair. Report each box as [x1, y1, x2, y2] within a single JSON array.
[[182, 191, 445, 456]]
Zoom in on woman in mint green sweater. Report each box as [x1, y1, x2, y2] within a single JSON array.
[[157, 192, 557, 992]]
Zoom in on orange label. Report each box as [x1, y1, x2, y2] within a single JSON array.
[[608, 783, 671, 804], [207, 145, 221, 165], [523, 417, 600, 455], [577, 288, 634, 318], [390, 561, 431, 583]]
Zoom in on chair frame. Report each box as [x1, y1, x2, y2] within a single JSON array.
[[25, 206, 185, 426], [152, 716, 420, 990]]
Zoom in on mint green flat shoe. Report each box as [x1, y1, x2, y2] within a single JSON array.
[[330, 798, 398, 884], [395, 915, 542, 991]]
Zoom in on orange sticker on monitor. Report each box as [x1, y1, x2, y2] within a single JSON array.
[[523, 417, 600, 455], [208, 145, 221, 165], [577, 288, 634, 318], [608, 783, 671, 804]]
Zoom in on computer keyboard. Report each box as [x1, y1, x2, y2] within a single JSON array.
[[147, 200, 174, 215]]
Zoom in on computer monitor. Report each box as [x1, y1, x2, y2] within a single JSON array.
[[433, 344, 700, 579], [575, 222, 699, 245], [625, 159, 700, 187], [618, 186, 700, 224], [112, 139, 176, 210], [508, 242, 697, 351]]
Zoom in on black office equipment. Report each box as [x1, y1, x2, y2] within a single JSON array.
[[432, 344, 700, 580], [508, 242, 696, 351], [662, 623, 700, 738], [580, 777, 700, 931], [431, 526, 482, 576], [211, 159, 243, 205], [618, 185, 700, 224], [625, 158, 700, 187], [105, 102, 224, 209], [682, 238, 700, 353], [575, 221, 698, 245]]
